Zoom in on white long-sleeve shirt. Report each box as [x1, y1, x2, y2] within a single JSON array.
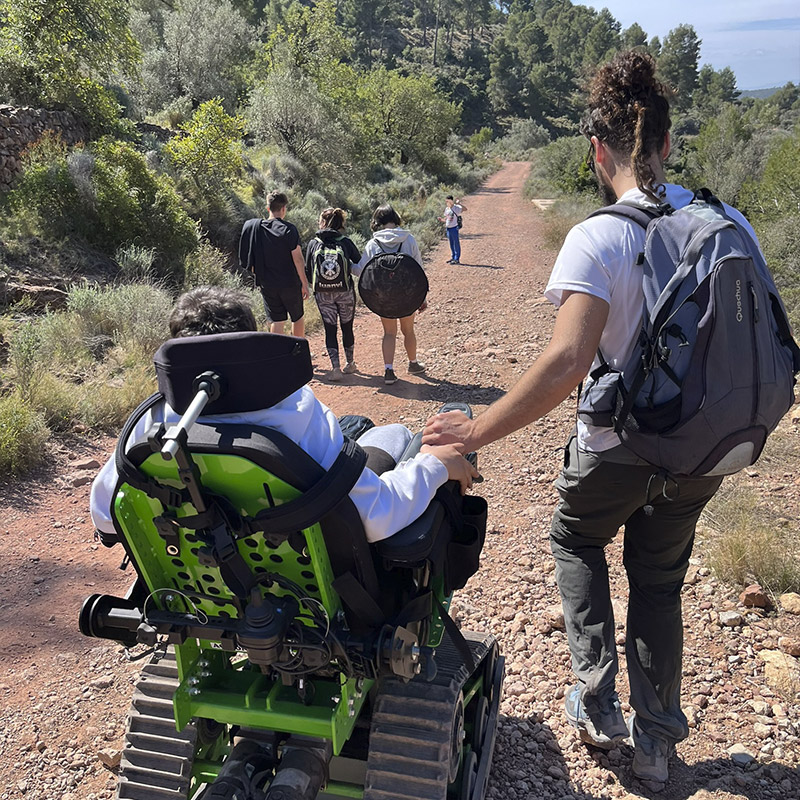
[[90, 386, 448, 543]]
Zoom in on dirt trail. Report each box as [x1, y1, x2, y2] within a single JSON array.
[[1, 162, 798, 800]]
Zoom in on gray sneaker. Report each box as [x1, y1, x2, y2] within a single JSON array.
[[342, 361, 358, 374], [408, 360, 426, 374], [629, 715, 675, 784], [565, 684, 628, 749]]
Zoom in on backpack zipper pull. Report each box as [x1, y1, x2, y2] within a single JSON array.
[[749, 283, 759, 322]]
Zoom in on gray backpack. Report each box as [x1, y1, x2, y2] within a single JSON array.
[[578, 189, 800, 477]]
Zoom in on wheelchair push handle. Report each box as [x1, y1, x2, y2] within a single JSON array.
[[161, 371, 224, 460]]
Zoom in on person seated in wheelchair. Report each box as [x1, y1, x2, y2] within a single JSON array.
[[90, 286, 478, 543]]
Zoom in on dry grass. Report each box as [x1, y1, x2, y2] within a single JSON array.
[[699, 446, 800, 595], [541, 197, 598, 250]]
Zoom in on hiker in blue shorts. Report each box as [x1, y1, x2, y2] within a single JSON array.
[[423, 51, 774, 785]]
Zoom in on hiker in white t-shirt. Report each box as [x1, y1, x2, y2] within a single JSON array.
[[438, 195, 465, 264], [423, 51, 760, 785]]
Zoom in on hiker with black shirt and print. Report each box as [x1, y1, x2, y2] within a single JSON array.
[[354, 204, 427, 386], [304, 207, 361, 382], [424, 50, 799, 786]]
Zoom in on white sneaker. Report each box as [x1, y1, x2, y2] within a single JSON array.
[[342, 361, 357, 374], [328, 368, 343, 382]]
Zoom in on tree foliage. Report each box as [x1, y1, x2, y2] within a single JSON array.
[[659, 24, 701, 112], [0, 0, 139, 132], [165, 99, 245, 189], [358, 68, 461, 164]]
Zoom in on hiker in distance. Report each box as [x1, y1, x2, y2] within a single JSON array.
[[438, 194, 465, 264], [305, 207, 361, 382], [424, 50, 797, 785], [355, 204, 427, 385], [238, 190, 309, 338]]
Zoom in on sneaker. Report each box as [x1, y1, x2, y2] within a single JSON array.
[[384, 368, 397, 385], [446, 258, 455, 264], [327, 367, 343, 382], [629, 715, 674, 784], [342, 361, 358, 374], [565, 684, 629, 749], [408, 360, 426, 374], [452, 259, 460, 264]]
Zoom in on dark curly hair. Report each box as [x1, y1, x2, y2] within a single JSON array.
[[582, 50, 673, 203], [169, 287, 257, 338]]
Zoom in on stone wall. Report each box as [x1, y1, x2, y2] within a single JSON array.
[[0, 105, 89, 191]]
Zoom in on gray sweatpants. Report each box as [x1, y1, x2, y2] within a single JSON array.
[[549, 432, 722, 745]]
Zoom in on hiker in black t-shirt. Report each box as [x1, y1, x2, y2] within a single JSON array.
[[305, 207, 361, 382], [239, 191, 309, 337]]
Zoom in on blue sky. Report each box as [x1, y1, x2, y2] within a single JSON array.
[[587, 2, 800, 91]]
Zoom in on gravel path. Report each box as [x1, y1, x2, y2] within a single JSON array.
[[1, 162, 798, 800]]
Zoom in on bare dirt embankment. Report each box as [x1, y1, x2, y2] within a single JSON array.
[[1, 162, 799, 800]]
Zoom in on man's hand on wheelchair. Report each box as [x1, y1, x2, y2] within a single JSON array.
[[420, 443, 479, 495], [422, 410, 479, 453]]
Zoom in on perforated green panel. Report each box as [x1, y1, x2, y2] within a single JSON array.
[[114, 452, 342, 621]]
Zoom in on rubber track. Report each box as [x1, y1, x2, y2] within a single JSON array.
[[116, 650, 199, 800], [364, 631, 495, 800]]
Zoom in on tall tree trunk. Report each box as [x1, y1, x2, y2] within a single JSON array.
[[432, 0, 442, 66]]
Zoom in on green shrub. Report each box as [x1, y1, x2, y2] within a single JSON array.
[[525, 137, 595, 198], [116, 243, 157, 283], [540, 197, 600, 250], [8, 321, 44, 403], [754, 213, 800, 331], [66, 283, 172, 353], [165, 99, 245, 190], [10, 137, 197, 278], [76, 362, 158, 431], [34, 372, 80, 431], [0, 392, 49, 476], [184, 241, 244, 290], [491, 118, 551, 159]]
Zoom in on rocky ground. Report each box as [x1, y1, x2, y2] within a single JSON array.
[[1, 162, 799, 800]]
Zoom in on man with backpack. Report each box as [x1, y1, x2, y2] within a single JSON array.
[[424, 50, 799, 785], [239, 191, 309, 337]]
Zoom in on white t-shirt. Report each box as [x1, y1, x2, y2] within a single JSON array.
[[444, 204, 462, 229], [89, 386, 448, 543], [545, 184, 761, 452]]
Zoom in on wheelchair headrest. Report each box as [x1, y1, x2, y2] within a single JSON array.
[[153, 332, 313, 415]]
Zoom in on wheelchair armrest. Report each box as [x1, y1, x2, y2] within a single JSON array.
[[375, 500, 448, 567]]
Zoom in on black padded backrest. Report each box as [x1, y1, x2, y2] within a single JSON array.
[[127, 422, 381, 605], [153, 332, 313, 415]]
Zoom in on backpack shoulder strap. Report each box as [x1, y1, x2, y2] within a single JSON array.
[[586, 201, 667, 229], [242, 437, 368, 534]]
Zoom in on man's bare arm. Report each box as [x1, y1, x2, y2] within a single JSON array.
[[292, 246, 310, 299]]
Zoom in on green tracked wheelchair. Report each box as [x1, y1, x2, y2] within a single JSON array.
[[80, 332, 504, 800]]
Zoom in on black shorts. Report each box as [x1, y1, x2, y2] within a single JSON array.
[[260, 285, 304, 323]]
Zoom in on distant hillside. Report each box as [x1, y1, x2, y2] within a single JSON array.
[[740, 87, 782, 99]]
